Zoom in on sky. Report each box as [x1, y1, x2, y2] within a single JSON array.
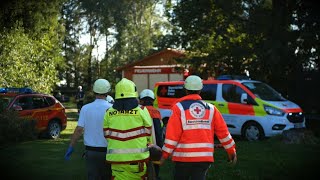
[[79, 33, 106, 61]]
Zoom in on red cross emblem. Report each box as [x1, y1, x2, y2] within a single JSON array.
[[160, 87, 167, 96], [194, 106, 202, 114], [189, 103, 205, 118]]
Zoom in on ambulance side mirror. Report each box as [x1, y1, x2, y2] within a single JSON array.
[[241, 93, 248, 104]]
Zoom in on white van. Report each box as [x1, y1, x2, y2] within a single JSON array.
[[154, 78, 305, 141]]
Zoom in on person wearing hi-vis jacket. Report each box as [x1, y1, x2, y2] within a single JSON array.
[[103, 78, 154, 179], [160, 75, 237, 180]]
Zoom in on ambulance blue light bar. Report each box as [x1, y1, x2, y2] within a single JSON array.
[[0, 87, 33, 94], [216, 75, 251, 80]]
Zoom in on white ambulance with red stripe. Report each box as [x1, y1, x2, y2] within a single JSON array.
[[154, 78, 305, 141]]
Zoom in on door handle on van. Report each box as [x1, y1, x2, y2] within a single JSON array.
[[218, 104, 225, 107]]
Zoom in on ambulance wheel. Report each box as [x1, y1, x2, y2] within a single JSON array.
[[242, 121, 264, 141], [47, 120, 61, 139]]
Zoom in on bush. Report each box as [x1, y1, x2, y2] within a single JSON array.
[[305, 115, 320, 137], [0, 110, 37, 146], [84, 91, 95, 105]]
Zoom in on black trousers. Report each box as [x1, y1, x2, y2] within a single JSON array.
[[77, 101, 84, 112], [174, 162, 212, 180], [85, 148, 111, 180]]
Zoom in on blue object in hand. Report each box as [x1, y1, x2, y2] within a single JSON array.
[[64, 146, 74, 160]]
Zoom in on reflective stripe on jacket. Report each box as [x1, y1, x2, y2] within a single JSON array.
[[162, 94, 236, 162], [103, 106, 153, 164]]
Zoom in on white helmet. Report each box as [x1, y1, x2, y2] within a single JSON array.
[[140, 89, 155, 99], [93, 79, 111, 94], [78, 86, 82, 90], [184, 75, 203, 90], [106, 95, 114, 104]]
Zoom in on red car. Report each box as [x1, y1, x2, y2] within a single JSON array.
[[0, 88, 67, 139]]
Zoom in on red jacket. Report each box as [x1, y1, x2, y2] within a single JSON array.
[[141, 105, 164, 147], [162, 94, 236, 162]]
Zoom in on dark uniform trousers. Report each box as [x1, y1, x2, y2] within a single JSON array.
[[85, 146, 111, 180], [174, 162, 212, 180]]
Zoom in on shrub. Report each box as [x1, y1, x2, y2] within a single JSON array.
[[84, 91, 95, 105], [0, 110, 37, 146]]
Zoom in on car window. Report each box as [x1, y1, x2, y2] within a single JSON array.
[[242, 82, 286, 101], [44, 96, 56, 106], [200, 84, 217, 101], [15, 96, 33, 110], [0, 96, 13, 112], [157, 85, 186, 98], [32, 96, 49, 109], [222, 84, 246, 103]]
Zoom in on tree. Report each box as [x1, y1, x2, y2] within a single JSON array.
[[166, 0, 253, 78], [60, 0, 83, 88], [98, 0, 166, 85], [166, 0, 319, 86], [0, 27, 63, 93], [0, 0, 65, 93]]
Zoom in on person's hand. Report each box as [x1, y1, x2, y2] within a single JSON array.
[[227, 152, 237, 165], [64, 146, 74, 161], [159, 157, 166, 166]]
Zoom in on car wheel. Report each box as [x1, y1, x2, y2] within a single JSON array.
[[47, 120, 61, 139], [242, 122, 264, 141]]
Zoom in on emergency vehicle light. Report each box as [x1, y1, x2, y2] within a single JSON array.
[[0, 88, 6, 93], [0, 87, 33, 94], [217, 75, 251, 80]]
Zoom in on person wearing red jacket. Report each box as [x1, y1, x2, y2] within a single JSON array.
[[160, 75, 237, 180], [139, 89, 163, 180]]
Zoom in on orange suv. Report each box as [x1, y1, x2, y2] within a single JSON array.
[[0, 87, 67, 139]]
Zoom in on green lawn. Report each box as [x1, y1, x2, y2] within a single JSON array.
[[1, 106, 320, 179]]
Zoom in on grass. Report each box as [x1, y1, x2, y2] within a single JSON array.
[[1, 103, 320, 179], [1, 121, 87, 179]]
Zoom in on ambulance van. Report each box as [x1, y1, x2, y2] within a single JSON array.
[[154, 78, 305, 141]]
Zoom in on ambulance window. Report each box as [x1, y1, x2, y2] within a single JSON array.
[[157, 85, 186, 98], [200, 84, 217, 101], [222, 84, 246, 103]]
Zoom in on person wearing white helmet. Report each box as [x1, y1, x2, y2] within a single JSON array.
[[106, 95, 114, 104], [65, 79, 113, 180], [160, 75, 237, 180], [75, 85, 85, 113], [139, 89, 163, 180]]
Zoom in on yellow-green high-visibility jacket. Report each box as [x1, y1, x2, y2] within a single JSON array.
[[103, 106, 153, 164]]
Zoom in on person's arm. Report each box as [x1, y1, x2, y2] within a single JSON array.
[[69, 126, 84, 147], [212, 106, 237, 164], [147, 107, 163, 147], [103, 109, 110, 139], [64, 126, 83, 160], [161, 104, 183, 160], [64, 109, 85, 160], [153, 117, 163, 147], [142, 107, 154, 145]]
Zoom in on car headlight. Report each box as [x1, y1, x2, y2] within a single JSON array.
[[264, 105, 285, 116]]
